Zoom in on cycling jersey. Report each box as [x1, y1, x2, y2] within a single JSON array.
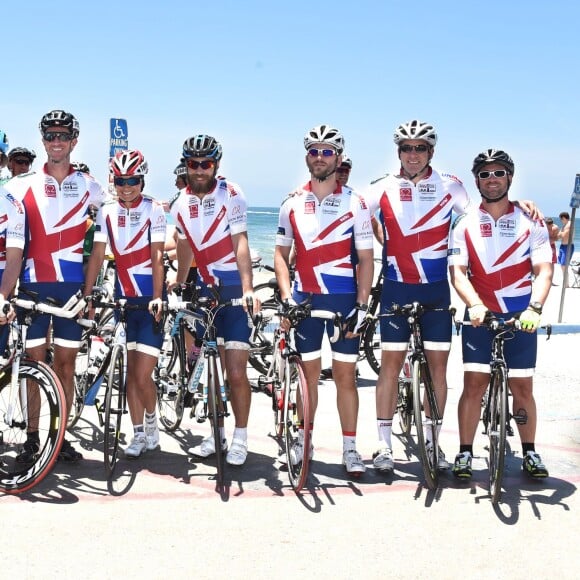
[[0, 188, 25, 271], [5, 165, 106, 283], [367, 168, 471, 284], [448, 203, 552, 313], [170, 179, 248, 286], [94, 195, 166, 297], [276, 182, 373, 294]]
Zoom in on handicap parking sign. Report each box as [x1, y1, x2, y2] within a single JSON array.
[[109, 118, 128, 157]]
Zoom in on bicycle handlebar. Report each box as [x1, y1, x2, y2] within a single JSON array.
[[13, 290, 88, 319]]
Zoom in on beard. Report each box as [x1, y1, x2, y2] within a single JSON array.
[[307, 157, 338, 182], [187, 171, 216, 194]]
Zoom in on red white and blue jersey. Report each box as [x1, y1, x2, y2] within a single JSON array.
[[448, 203, 552, 313], [5, 165, 106, 283], [0, 188, 26, 272], [94, 196, 166, 298], [170, 179, 248, 286], [276, 182, 373, 294], [367, 168, 471, 284]]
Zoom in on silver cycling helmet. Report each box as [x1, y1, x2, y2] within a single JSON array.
[[393, 120, 437, 147], [304, 124, 345, 154], [471, 149, 515, 176], [182, 135, 223, 161]]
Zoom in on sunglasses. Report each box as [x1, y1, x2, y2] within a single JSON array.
[[43, 132, 74, 142], [478, 169, 508, 179], [307, 148, 337, 157], [399, 144, 430, 153], [336, 167, 350, 173], [114, 176, 142, 187], [12, 158, 31, 165], [186, 159, 215, 170]]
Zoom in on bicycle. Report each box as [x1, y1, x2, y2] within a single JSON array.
[[255, 301, 343, 492], [0, 291, 87, 494], [454, 315, 551, 504], [361, 269, 384, 375], [377, 302, 454, 490]]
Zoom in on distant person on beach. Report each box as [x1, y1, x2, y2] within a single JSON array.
[[448, 148, 552, 479], [169, 134, 259, 467], [545, 217, 559, 265], [557, 212, 575, 279], [7, 147, 36, 178], [4, 110, 106, 463], [274, 124, 374, 476]]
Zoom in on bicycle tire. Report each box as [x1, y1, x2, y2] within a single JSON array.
[[207, 354, 225, 485], [248, 305, 279, 376], [362, 316, 381, 375], [104, 344, 126, 476], [0, 359, 67, 494], [397, 368, 413, 436], [488, 366, 508, 504], [412, 358, 438, 490], [284, 355, 311, 492], [69, 343, 89, 428], [156, 335, 185, 431]]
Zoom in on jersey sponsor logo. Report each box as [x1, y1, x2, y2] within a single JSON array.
[[323, 197, 341, 208], [203, 197, 215, 213], [499, 219, 515, 230], [189, 204, 199, 218], [118, 215, 126, 227], [442, 172, 463, 185], [227, 183, 238, 197], [62, 182, 78, 194], [400, 187, 412, 201], [5, 192, 24, 213], [277, 226, 286, 235], [305, 200, 315, 214], [45, 184, 57, 198], [359, 197, 368, 210], [231, 204, 243, 216], [480, 222, 492, 237], [130, 212, 141, 224], [418, 183, 436, 194]]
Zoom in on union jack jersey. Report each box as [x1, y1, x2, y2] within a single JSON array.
[[5, 165, 106, 283], [367, 168, 471, 284], [448, 203, 552, 313], [170, 179, 248, 286], [94, 196, 166, 297], [0, 188, 26, 271], [276, 182, 373, 294]]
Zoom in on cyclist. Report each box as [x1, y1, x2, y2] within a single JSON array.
[[4, 110, 106, 462], [6, 147, 36, 178], [274, 125, 374, 476], [448, 149, 552, 479], [169, 134, 259, 466], [0, 130, 10, 183], [84, 150, 166, 457]]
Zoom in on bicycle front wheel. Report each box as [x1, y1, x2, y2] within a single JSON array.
[[104, 344, 126, 476], [207, 355, 226, 485], [488, 366, 508, 504], [156, 335, 185, 432], [283, 355, 311, 492], [0, 359, 67, 494], [362, 317, 381, 375], [69, 342, 89, 428], [412, 358, 438, 490]]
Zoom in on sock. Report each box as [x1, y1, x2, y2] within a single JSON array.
[[145, 410, 157, 427], [459, 444, 473, 455], [233, 426, 247, 443], [377, 418, 393, 449], [424, 417, 443, 444], [134, 424, 144, 435], [522, 442, 535, 455], [342, 430, 356, 453]]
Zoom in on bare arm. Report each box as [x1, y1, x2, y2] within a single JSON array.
[[0, 247, 23, 298], [83, 241, 106, 297], [355, 248, 374, 305], [174, 237, 194, 287], [530, 261, 553, 306], [231, 231, 259, 312], [274, 244, 293, 302]]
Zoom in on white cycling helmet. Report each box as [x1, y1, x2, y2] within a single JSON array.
[[110, 149, 148, 176], [393, 120, 437, 147], [304, 124, 345, 154]]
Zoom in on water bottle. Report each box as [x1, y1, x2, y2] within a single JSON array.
[[87, 335, 109, 375], [85, 375, 104, 406], [187, 344, 206, 393]]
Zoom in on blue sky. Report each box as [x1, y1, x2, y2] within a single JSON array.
[[3, 0, 580, 216]]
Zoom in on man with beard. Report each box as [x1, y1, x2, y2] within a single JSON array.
[[169, 135, 259, 466], [274, 125, 374, 476]]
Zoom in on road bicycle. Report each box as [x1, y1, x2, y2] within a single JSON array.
[[255, 301, 343, 492], [0, 291, 87, 494], [378, 302, 454, 490], [454, 315, 551, 503]]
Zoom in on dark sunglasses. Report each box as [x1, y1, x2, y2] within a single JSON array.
[[186, 159, 215, 170], [336, 167, 351, 173], [307, 148, 336, 157], [12, 158, 31, 165], [478, 169, 508, 179], [43, 132, 74, 142], [399, 144, 429, 153], [114, 176, 142, 187]]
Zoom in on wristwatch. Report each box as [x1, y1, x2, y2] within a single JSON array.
[[528, 301, 543, 314]]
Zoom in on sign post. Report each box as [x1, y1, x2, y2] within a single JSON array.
[[108, 118, 128, 195]]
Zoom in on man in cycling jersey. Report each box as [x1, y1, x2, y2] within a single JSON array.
[[274, 125, 374, 476], [4, 110, 106, 462], [169, 135, 258, 466], [6, 147, 36, 179], [448, 149, 552, 479]]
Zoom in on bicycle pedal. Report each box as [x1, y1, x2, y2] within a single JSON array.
[[506, 425, 515, 437], [512, 414, 527, 426]]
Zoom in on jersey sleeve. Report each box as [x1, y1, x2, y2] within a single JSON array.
[[150, 200, 167, 244], [530, 219, 553, 265], [353, 192, 374, 251], [275, 195, 294, 248], [449, 179, 472, 215], [226, 182, 248, 236], [447, 212, 470, 267], [3, 191, 26, 250], [93, 203, 110, 244]]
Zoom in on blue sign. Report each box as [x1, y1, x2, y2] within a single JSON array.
[[109, 118, 128, 157], [571, 174, 580, 209]]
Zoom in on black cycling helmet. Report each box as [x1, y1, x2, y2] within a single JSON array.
[[174, 162, 187, 176], [39, 110, 80, 137], [72, 161, 90, 174], [471, 149, 514, 176], [182, 135, 222, 161], [8, 147, 36, 162]]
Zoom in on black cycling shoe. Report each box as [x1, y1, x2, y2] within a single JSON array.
[[58, 439, 83, 463], [16, 438, 41, 464]]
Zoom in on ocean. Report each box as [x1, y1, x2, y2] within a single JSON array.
[[247, 209, 580, 268]]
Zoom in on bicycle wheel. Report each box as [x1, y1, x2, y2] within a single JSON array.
[[412, 358, 438, 490], [284, 355, 311, 492], [488, 366, 508, 504], [104, 344, 126, 476], [207, 355, 225, 485], [248, 306, 279, 376], [362, 316, 381, 375], [69, 340, 89, 428], [0, 359, 67, 494], [156, 335, 185, 431]]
